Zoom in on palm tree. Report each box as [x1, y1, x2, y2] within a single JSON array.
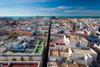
[[20, 57, 24, 61]]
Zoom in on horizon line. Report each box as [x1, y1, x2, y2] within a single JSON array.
[[0, 15, 100, 17]]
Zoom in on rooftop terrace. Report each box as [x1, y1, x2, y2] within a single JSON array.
[[5, 45, 43, 54], [35, 46, 43, 54], [50, 50, 58, 56], [69, 37, 75, 41], [59, 50, 69, 57], [48, 62, 58, 67], [72, 48, 96, 55], [68, 62, 79, 67]]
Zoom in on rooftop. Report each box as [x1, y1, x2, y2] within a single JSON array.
[[35, 46, 43, 54], [48, 62, 58, 67], [69, 37, 75, 41], [80, 37, 87, 41], [50, 50, 58, 56], [0, 46, 6, 53], [59, 50, 69, 57], [61, 63, 67, 67], [68, 62, 79, 67], [11, 64, 38, 67], [72, 48, 96, 55], [70, 35, 77, 38]]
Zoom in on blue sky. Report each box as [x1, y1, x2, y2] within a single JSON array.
[[0, 0, 100, 16]]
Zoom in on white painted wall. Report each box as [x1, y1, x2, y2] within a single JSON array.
[[80, 41, 88, 48], [87, 54, 93, 65], [49, 57, 56, 61], [71, 53, 84, 60], [23, 56, 29, 61], [69, 48, 73, 56], [69, 41, 76, 47], [74, 60, 87, 65], [90, 48, 98, 61], [0, 56, 42, 61], [49, 56, 59, 61], [56, 45, 68, 50], [76, 39, 80, 46], [64, 35, 70, 46], [31, 57, 42, 61], [94, 44, 100, 49]]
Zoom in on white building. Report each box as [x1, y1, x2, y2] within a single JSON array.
[[64, 34, 88, 48], [80, 37, 88, 48], [69, 48, 98, 65]]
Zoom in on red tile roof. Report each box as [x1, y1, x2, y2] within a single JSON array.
[[2, 65, 8, 67], [2, 64, 38, 67], [12, 64, 38, 67]]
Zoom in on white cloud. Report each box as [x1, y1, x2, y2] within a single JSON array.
[[36, 8, 57, 11], [36, 6, 72, 11], [63, 10, 100, 13], [57, 6, 72, 9]]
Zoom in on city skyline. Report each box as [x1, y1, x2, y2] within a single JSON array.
[[0, 0, 100, 16]]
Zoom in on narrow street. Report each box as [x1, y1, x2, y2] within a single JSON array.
[[42, 19, 52, 67]]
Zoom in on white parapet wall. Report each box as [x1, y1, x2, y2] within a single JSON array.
[[71, 53, 84, 60], [68, 48, 73, 56], [0, 55, 42, 61], [86, 54, 93, 65], [80, 41, 88, 48], [56, 45, 68, 50], [74, 60, 87, 65], [63, 35, 70, 46], [89, 48, 98, 61], [69, 40, 76, 47]]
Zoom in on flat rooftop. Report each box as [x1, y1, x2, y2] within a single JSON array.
[[59, 50, 69, 57], [4, 39, 44, 54], [72, 48, 95, 55], [80, 37, 87, 41], [68, 63, 79, 67], [35, 46, 43, 54], [0, 46, 6, 53], [69, 37, 75, 41], [48, 62, 58, 67], [50, 38, 63, 44], [70, 35, 77, 38], [5, 46, 43, 54], [50, 50, 58, 56], [69, 35, 87, 41], [61, 63, 67, 67]]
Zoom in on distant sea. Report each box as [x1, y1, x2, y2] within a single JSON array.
[[0, 16, 100, 20]]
